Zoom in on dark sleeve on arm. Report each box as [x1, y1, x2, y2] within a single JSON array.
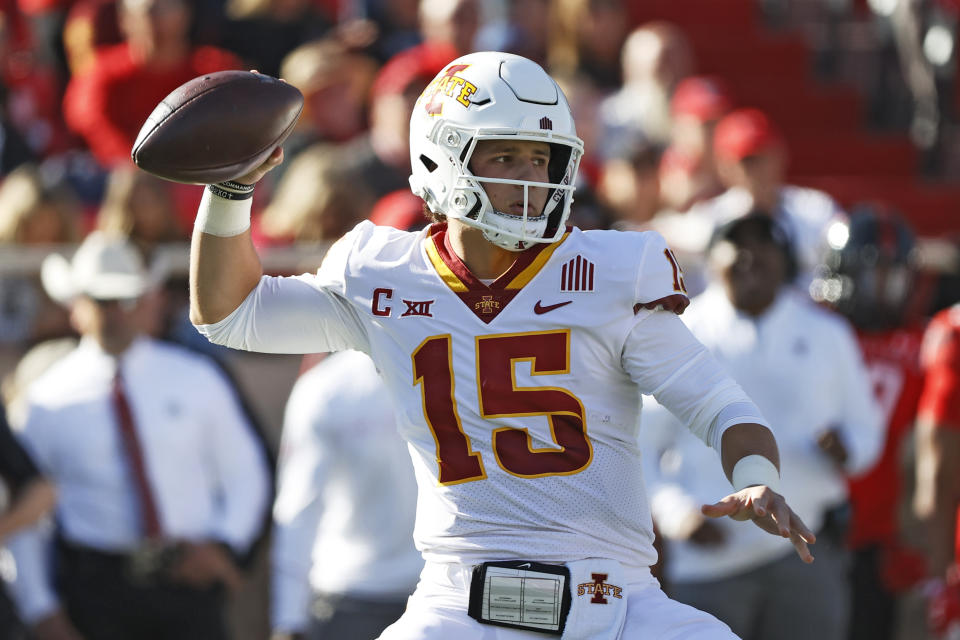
[[0, 408, 39, 491]]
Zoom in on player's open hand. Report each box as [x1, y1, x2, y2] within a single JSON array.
[[701, 485, 816, 563]]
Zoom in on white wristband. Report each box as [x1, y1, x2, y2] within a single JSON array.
[[195, 186, 253, 237], [731, 455, 781, 493]]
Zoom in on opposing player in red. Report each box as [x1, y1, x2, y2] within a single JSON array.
[[810, 206, 928, 640], [915, 303, 960, 638], [189, 51, 815, 639]]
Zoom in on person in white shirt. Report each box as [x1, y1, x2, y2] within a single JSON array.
[[270, 349, 421, 640], [654, 108, 843, 297], [6, 232, 272, 640], [190, 52, 818, 639], [642, 214, 883, 640]]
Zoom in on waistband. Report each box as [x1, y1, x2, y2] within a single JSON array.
[[420, 559, 658, 592]]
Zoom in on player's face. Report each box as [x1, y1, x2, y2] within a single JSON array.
[[469, 140, 552, 218]]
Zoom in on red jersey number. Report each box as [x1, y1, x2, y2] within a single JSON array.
[[413, 331, 592, 484]]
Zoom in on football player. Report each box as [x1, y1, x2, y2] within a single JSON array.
[[915, 304, 960, 638], [810, 206, 928, 640], [189, 52, 815, 639]]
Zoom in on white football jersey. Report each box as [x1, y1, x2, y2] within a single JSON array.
[[201, 221, 758, 570]]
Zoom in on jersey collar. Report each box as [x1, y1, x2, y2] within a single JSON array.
[[424, 223, 569, 323]]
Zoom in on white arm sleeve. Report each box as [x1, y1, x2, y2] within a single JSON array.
[[196, 274, 370, 355], [624, 310, 768, 450]]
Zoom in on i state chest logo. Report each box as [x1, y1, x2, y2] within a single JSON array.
[[475, 295, 500, 315]]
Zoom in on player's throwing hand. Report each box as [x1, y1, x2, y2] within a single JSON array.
[[702, 485, 817, 564]]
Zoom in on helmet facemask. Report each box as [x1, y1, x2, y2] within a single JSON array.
[[446, 133, 581, 251]]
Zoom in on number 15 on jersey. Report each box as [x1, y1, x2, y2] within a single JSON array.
[[412, 330, 593, 485]]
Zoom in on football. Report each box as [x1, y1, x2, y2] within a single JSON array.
[[131, 70, 303, 184]]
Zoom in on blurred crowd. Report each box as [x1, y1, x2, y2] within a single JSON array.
[[0, 0, 959, 639]]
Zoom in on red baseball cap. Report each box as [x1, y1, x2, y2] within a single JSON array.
[[670, 76, 733, 122], [713, 108, 784, 161]]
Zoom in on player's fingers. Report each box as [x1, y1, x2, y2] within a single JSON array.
[[750, 493, 771, 518], [267, 146, 284, 165], [767, 500, 792, 538], [790, 511, 817, 544], [701, 496, 741, 519], [790, 530, 815, 564]]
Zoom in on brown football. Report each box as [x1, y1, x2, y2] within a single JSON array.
[[131, 70, 303, 184]]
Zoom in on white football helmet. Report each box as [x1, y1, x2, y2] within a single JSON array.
[[408, 51, 584, 251]]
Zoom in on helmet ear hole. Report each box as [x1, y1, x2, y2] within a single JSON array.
[[419, 155, 438, 172]]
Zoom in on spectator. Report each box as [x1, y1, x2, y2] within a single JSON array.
[[0, 86, 35, 177], [811, 206, 929, 640], [914, 302, 960, 637], [658, 75, 733, 212], [417, 0, 480, 54], [62, 0, 242, 168], [550, 0, 630, 90], [642, 214, 883, 640], [7, 231, 272, 640], [338, 41, 456, 205], [94, 166, 193, 344], [597, 21, 694, 154], [0, 4, 73, 160], [270, 349, 421, 640], [0, 405, 57, 640], [476, 0, 554, 67], [677, 108, 844, 295], [348, 0, 422, 62], [95, 166, 186, 260], [62, 0, 122, 77], [258, 143, 374, 249], [218, 0, 334, 78], [278, 37, 378, 151], [596, 136, 663, 227], [555, 71, 607, 190], [0, 165, 80, 246], [0, 164, 80, 346]]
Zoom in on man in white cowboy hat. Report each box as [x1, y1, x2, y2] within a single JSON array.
[[5, 232, 272, 640]]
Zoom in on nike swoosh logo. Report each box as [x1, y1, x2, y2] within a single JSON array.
[[534, 300, 573, 314], [517, 563, 532, 568]]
